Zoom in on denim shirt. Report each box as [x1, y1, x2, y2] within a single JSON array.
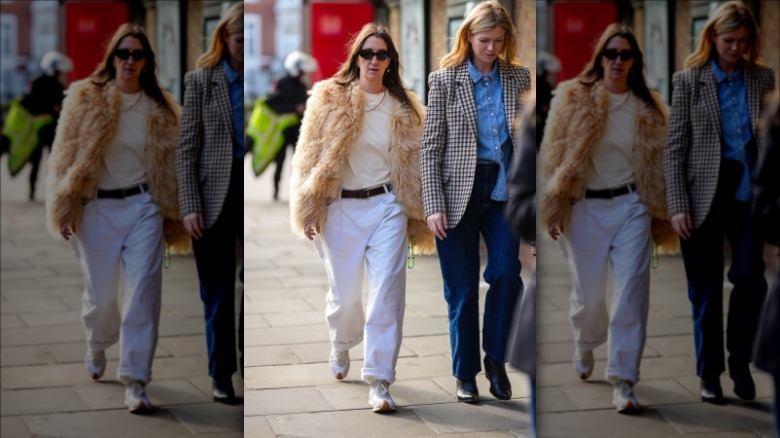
[[468, 58, 511, 201], [223, 59, 244, 159], [712, 60, 752, 201]]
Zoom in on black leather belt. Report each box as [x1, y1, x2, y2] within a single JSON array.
[[341, 183, 393, 199], [585, 183, 636, 199], [97, 183, 148, 199]]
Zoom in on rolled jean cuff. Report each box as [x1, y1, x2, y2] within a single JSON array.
[[118, 368, 151, 385], [606, 368, 639, 384], [362, 367, 396, 384]]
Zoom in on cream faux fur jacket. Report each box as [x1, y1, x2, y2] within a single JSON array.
[[290, 79, 435, 255], [45, 79, 190, 253], [540, 79, 678, 252]]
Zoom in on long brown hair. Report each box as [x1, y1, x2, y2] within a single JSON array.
[[90, 23, 175, 117], [333, 23, 421, 124], [685, 1, 763, 69], [577, 23, 662, 117], [440, 1, 521, 69]]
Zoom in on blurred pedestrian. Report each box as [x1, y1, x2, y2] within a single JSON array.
[[45, 23, 189, 414], [540, 23, 676, 414], [289, 23, 434, 413], [420, 1, 531, 404], [176, 1, 244, 405], [21, 51, 72, 200], [752, 90, 779, 437], [265, 50, 318, 200], [506, 95, 536, 434], [664, 0, 775, 405]]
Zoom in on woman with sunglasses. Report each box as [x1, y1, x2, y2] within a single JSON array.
[[540, 23, 676, 413], [46, 23, 188, 414], [664, 1, 774, 405], [420, 1, 530, 404], [290, 23, 433, 413], [176, 2, 243, 405]]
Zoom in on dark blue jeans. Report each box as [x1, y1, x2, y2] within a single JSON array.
[[192, 159, 243, 383], [436, 163, 523, 379], [680, 188, 767, 381]]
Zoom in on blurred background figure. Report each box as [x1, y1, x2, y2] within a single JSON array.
[[535, 51, 560, 148], [265, 50, 318, 200], [21, 51, 73, 201]]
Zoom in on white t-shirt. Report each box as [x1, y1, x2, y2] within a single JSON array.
[[97, 90, 149, 190], [585, 91, 638, 190], [340, 90, 395, 190]]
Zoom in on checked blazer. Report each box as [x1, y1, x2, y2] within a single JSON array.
[[664, 62, 775, 228], [420, 60, 531, 227], [176, 63, 237, 228]]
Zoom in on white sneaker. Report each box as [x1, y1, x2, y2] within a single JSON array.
[[124, 379, 152, 414], [85, 350, 106, 380], [613, 379, 640, 414], [573, 350, 594, 380], [330, 349, 350, 380], [368, 380, 396, 413]]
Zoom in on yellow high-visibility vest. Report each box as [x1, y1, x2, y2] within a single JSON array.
[[2, 98, 53, 176], [247, 98, 299, 176]]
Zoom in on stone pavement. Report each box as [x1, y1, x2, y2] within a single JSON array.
[[0, 155, 244, 437], [536, 230, 777, 437], [244, 156, 532, 437]]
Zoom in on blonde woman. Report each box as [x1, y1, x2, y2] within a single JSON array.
[[290, 23, 433, 412], [664, 1, 775, 404], [541, 23, 675, 414], [46, 24, 188, 413], [420, 1, 531, 403], [176, 2, 244, 405]]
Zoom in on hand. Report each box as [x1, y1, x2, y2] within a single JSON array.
[[670, 212, 692, 240], [183, 212, 204, 240], [60, 222, 76, 240], [426, 212, 448, 240], [547, 221, 564, 241], [304, 222, 320, 241]]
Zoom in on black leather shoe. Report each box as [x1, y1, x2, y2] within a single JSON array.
[[484, 356, 512, 400], [213, 380, 239, 405], [732, 373, 756, 400], [700, 379, 726, 405], [456, 378, 480, 403]]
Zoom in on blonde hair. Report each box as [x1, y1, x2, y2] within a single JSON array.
[[440, 1, 521, 69], [196, 2, 243, 69], [684, 1, 763, 69]]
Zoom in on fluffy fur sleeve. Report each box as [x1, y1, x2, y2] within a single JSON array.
[[389, 91, 435, 255], [289, 80, 342, 238], [45, 79, 107, 238]]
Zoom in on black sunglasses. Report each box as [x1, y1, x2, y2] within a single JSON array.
[[358, 49, 391, 61], [114, 49, 146, 61], [602, 49, 634, 61]]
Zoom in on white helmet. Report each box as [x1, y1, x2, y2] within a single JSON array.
[[284, 51, 319, 77], [41, 51, 74, 76]]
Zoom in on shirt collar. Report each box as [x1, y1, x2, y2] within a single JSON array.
[[467, 57, 499, 84], [223, 59, 241, 83], [711, 59, 742, 83]]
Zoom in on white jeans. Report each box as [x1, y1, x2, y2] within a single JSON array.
[[559, 192, 651, 383], [70, 191, 163, 384], [314, 192, 407, 384]]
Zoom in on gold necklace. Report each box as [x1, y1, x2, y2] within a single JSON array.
[[608, 92, 630, 112], [121, 92, 143, 112], [364, 90, 386, 113]]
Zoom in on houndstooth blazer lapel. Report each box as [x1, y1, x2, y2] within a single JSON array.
[[454, 64, 478, 139], [699, 63, 722, 144], [499, 61, 518, 141], [210, 63, 234, 143], [744, 62, 762, 143]]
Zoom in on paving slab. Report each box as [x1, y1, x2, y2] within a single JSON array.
[[1, 165, 243, 437]]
